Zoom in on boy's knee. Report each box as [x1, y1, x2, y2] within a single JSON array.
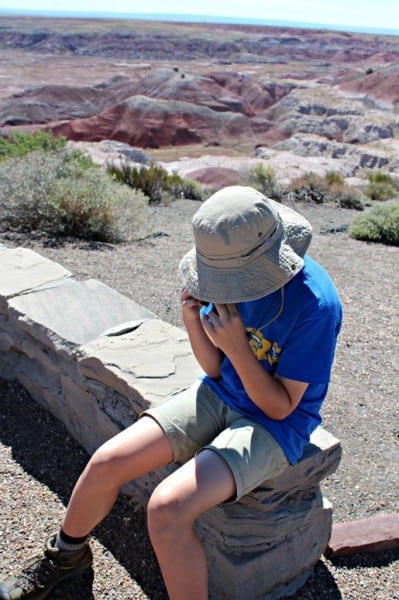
[[84, 446, 120, 485], [147, 484, 188, 540]]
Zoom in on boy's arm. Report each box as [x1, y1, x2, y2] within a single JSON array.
[[182, 292, 224, 379], [228, 344, 308, 420], [203, 303, 308, 420]]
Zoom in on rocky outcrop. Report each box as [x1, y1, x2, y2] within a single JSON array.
[[0, 68, 291, 145], [261, 86, 399, 145], [51, 95, 251, 147], [2, 66, 398, 160], [0, 76, 143, 126], [339, 62, 399, 104], [183, 166, 245, 188], [271, 134, 395, 173]]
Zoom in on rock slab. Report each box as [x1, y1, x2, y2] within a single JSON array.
[[326, 513, 399, 558]]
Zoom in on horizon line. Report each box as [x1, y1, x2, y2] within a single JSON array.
[[1, 8, 399, 36]]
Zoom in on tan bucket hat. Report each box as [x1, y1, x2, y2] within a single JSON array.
[[178, 186, 313, 303]]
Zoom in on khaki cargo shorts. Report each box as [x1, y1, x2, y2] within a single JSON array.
[[141, 380, 289, 500]]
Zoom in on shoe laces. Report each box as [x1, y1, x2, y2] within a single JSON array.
[[19, 551, 58, 592]]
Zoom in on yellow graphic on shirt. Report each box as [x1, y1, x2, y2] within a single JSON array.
[[246, 327, 282, 366]]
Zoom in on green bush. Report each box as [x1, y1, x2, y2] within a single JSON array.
[[0, 131, 66, 161], [108, 161, 167, 204], [325, 170, 344, 187], [166, 171, 205, 203], [244, 163, 283, 201], [364, 170, 397, 201], [0, 148, 149, 242], [349, 201, 399, 246], [107, 161, 205, 204]]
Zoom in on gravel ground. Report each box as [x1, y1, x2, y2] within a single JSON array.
[[0, 199, 398, 599]]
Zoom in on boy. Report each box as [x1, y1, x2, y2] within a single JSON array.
[[0, 186, 342, 600]]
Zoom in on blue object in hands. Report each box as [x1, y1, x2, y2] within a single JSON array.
[[200, 302, 215, 318]]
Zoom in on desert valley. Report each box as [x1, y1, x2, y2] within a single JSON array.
[[1, 16, 399, 187]]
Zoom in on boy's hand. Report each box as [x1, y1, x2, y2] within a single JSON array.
[[181, 289, 202, 322], [201, 303, 247, 356]]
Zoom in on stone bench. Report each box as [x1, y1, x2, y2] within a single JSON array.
[[0, 246, 341, 599], [199, 426, 341, 599]]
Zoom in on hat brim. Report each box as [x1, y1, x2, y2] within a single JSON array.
[[178, 199, 312, 303], [276, 201, 313, 257]]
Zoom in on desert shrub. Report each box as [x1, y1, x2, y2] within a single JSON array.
[[0, 131, 66, 161], [165, 172, 205, 203], [108, 161, 168, 204], [349, 201, 399, 246], [0, 148, 149, 242], [364, 170, 397, 201], [328, 183, 365, 210], [244, 163, 283, 201], [288, 172, 329, 203], [325, 170, 344, 187], [107, 161, 205, 204], [289, 171, 364, 209]]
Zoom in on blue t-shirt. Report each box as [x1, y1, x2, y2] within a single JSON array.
[[203, 256, 343, 465]]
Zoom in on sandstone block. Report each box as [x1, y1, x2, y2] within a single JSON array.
[[78, 319, 202, 406], [0, 247, 72, 301], [203, 496, 333, 600], [196, 428, 341, 600], [59, 375, 124, 454], [0, 349, 21, 380], [0, 329, 13, 352], [8, 278, 155, 348], [200, 488, 329, 549], [15, 354, 63, 415]]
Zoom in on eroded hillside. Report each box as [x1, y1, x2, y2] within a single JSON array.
[[0, 16, 398, 182]]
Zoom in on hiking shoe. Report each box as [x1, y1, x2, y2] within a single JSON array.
[[0, 534, 93, 599]]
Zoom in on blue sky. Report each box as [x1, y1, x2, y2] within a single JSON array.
[[1, 0, 398, 33]]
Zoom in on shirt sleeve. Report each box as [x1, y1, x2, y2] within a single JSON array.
[[276, 305, 341, 384]]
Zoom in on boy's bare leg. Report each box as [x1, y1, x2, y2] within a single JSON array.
[[147, 449, 236, 600], [62, 416, 173, 537]]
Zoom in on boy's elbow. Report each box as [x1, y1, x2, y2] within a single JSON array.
[[262, 391, 300, 421], [265, 406, 292, 421], [205, 368, 222, 380]]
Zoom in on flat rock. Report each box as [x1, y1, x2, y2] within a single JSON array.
[[0, 247, 72, 299], [325, 513, 399, 557], [79, 319, 202, 404], [8, 278, 156, 347]]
